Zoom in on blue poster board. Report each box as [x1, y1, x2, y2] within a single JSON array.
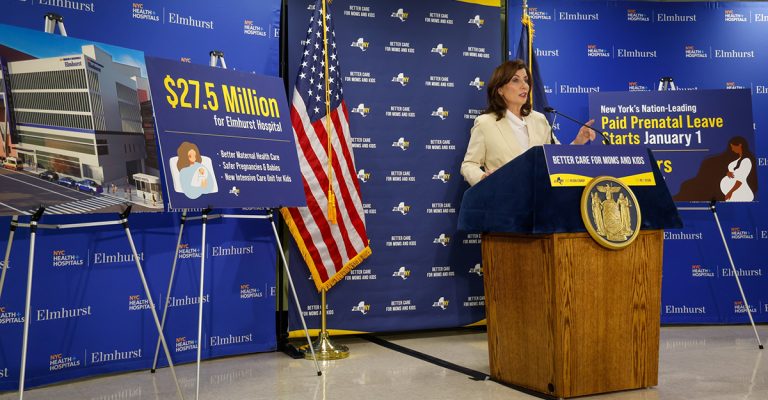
[[146, 58, 305, 209], [589, 89, 757, 202]]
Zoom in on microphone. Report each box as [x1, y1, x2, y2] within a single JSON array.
[[543, 106, 611, 145]]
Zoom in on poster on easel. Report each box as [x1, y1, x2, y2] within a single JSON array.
[[0, 23, 165, 216], [145, 57, 305, 210], [589, 89, 758, 202]]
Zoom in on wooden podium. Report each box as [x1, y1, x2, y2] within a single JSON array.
[[483, 231, 662, 398], [457, 147, 681, 398]]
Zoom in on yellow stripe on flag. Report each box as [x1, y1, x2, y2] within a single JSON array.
[[456, 0, 500, 7]]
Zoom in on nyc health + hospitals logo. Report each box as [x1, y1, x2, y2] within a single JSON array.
[[49, 353, 80, 372], [730, 227, 754, 239], [0, 306, 24, 324], [724, 9, 748, 22], [51, 249, 84, 267], [685, 45, 708, 58], [133, 3, 160, 21], [627, 9, 650, 22], [628, 82, 650, 92]]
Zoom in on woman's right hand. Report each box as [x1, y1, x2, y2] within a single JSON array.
[[482, 168, 496, 180]]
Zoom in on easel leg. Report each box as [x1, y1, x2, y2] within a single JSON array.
[[195, 209, 211, 400], [18, 207, 44, 400], [710, 203, 763, 349], [152, 210, 188, 372], [121, 212, 186, 400], [269, 211, 321, 375], [0, 215, 19, 301]]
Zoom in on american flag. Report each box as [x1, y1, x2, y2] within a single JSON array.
[[280, 0, 371, 292]]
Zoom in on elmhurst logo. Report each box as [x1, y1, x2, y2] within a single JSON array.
[[469, 77, 485, 90], [351, 38, 369, 51], [90, 348, 142, 364], [0, 367, 7, 378], [469, 263, 483, 276], [431, 43, 448, 57], [665, 304, 706, 314], [431, 107, 449, 120], [392, 137, 410, 150], [468, 15, 484, 28], [392, 202, 411, 215], [391, 8, 408, 22], [392, 73, 410, 86], [432, 170, 451, 183], [392, 266, 411, 280], [168, 12, 214, 30], [351, 103, 370, 117], [357, 169, 371, 182], [432, 297, 449, 310], [433, 233, 451, 246], [351, 301, 370, 314], [756, 85, 768, 94], [37, 0, 94, 12]]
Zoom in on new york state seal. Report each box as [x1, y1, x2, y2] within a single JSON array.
[[580, 176, 642, 250]]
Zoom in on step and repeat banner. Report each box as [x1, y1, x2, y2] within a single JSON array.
[[286, 0, 500, 335], [509, 0, 768, 323], [0, 0, 282, 390]]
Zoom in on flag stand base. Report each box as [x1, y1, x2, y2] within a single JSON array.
[[300, 289, 349, 360], [301, 331, 349, 360]]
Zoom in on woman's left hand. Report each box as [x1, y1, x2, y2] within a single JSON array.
[[573, 119, 596, 145]]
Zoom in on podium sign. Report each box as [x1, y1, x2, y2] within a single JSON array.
[[543, 144, 655, 187], [146, 57, 305, 209]]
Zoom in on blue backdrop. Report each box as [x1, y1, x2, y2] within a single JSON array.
[[508, 0, 768, 324], [286, 0, 500, 335], [0, 0, 282, 390]]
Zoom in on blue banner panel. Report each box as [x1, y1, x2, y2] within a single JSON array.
[[0, 1, 280, 76], [589, 89, 757, 201], [146, 58, 305, 209], [286, 0, 500, 335], [509, 1, 768, 324], [0, 211, 277, 390]]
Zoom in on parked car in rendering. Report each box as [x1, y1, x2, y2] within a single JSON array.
[[39, 170, 59, 181], [75, 179, 103, 194], [57, 176, 77, 187], [3, 157, 22, 171]]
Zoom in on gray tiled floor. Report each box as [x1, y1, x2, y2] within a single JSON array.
[[2, 325, 766, 400]]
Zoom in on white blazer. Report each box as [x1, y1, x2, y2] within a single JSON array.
[[461, 111, 553, 186]]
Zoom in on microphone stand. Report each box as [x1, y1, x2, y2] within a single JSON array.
[[544, 107, 611, 145]]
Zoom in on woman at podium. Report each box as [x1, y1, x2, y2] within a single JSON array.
[[461, 60, 596, 186]]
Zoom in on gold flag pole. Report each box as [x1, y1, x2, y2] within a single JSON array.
[[302, 0, 349, 360], [304, 289, 349, 360], [522, 0, 534, 107]]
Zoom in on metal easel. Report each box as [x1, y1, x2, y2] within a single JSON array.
[[0, 207, 186, 400], [148, 51, 319, 400], [660, 77, 762, 349]]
